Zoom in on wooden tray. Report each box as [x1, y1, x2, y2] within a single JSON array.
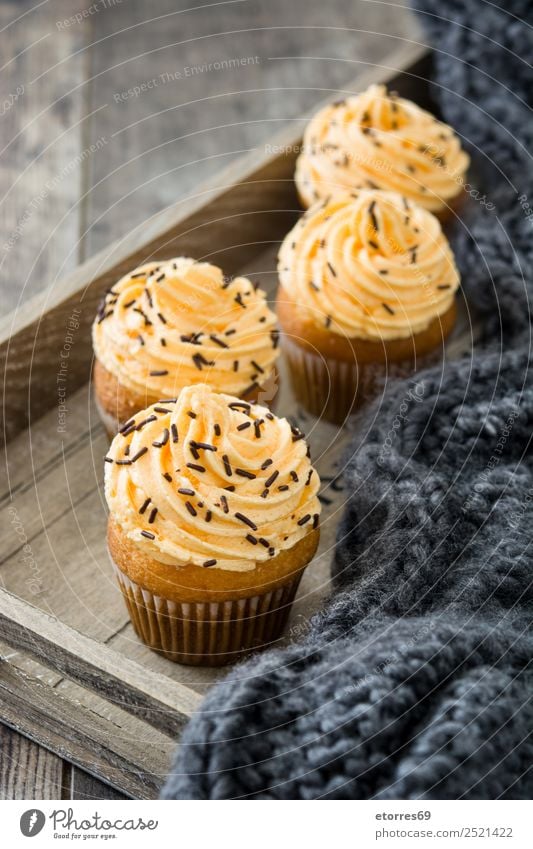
[[0, 44, 478, 799]]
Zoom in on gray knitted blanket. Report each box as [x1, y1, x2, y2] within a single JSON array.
[[162, 0, 533, 799]]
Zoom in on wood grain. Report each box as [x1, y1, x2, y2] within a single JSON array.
[[0, 591, 202, 735], [84, 0, 420, 255], [0, 724, 63, 799], [0, 661, 168, 798], [70, 768, 126, 800], [0, 0, 88, 314]]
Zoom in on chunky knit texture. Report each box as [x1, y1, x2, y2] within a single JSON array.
[[162, 0, 533, 799]]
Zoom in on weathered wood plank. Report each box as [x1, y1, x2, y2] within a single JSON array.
[[0, 590, 202, 736], [0, 724, 63, 799], [85, 0, 420, 255], [0, 660, 169, 798], [70, 767, 126, 800], [0, 44, 430, 443], [0, 0, 88, 315]]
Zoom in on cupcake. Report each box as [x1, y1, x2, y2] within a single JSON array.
[[105, 384, 321, 666], [277, 190, 459, 424], [92, 257, 280, 436], [295, 84, 470, 219]]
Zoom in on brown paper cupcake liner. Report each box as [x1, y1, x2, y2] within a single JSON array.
[[281, 335, 420, 425], [113, 560, 304, 666]]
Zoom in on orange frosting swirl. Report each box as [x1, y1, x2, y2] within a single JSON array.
[[296, 84, 470, 213], [104, 385, 321, 572], [278, 190, 460, 341], [92, 257, 279, 399]]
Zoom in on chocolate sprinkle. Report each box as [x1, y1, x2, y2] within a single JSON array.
[[298, 514, 311, 526], [382, 303, 395, 315], [222, 454, 233, 476], [369, 200, 379, 232], [163, 472, 172, 482], [154, 406, 172, 414], [237, 421, 251, 431], [235, 512, 258, 530], [192, 353, 215, 371], [150, 369, 169, 376], [187, 463, 206, 473], [185, 501, 197, 517], [246, 533, 258, 545], [210, 334, 229, 349], [214, 423, 221, 436], [251, 360, 264, 374], [260, 489, 269, 498], [141, 530, 155, 540], [203, 559, 217, 567], [327, 261, 337, 277], [139, 498, 151, 514], [265, 470, 279, 488], [220, 495, 229, 513], [235, 468, 256, 479], [205, 510, 212, 522], [191, 441, 217, 452], [178, 487, 195, 496], [261, 458, 273, 470], [152, 429, 169, 447], [130, 447, 148, 462], [148, 507, 158, 524], [171, 424, 179, 443]]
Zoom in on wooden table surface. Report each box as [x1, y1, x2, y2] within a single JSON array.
[[0, 0, 418, 799]]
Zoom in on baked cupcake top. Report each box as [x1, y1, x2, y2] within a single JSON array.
[[278, 190, 460, 341], [295, 84, 470, 213], [104, 384, 321, 572], [93, 257, 279, 400]]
